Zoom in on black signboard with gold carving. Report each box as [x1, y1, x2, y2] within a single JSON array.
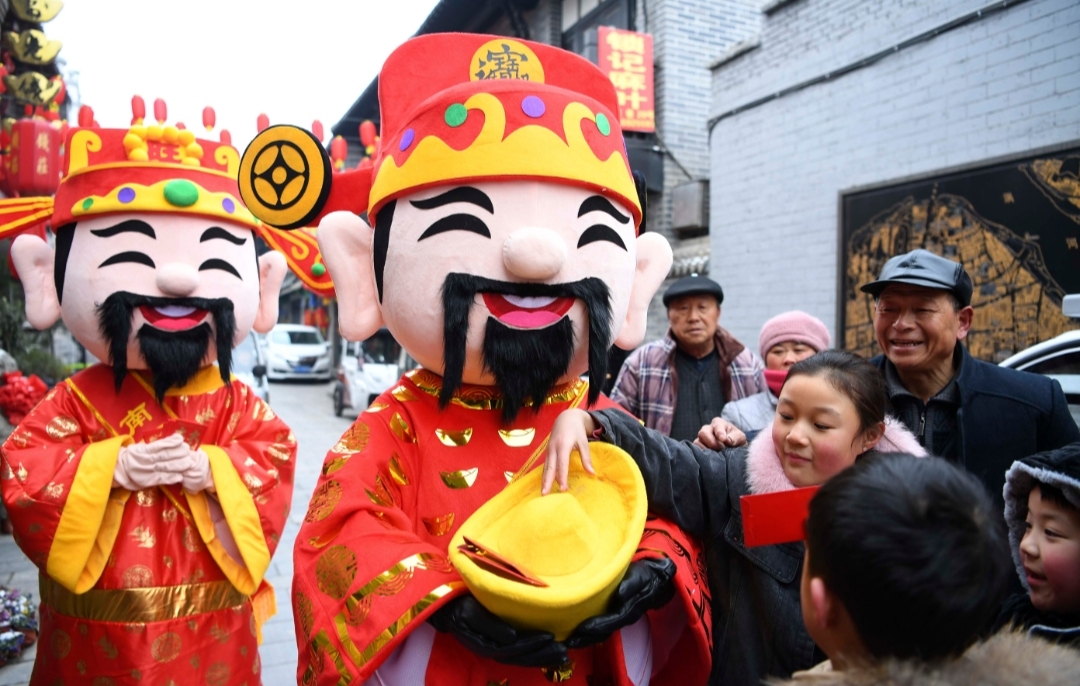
[[842, 148, 1080, 363]]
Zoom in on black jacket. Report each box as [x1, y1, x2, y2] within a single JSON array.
[[593, 408, 824, 686], [872, 346, 1079, 507]]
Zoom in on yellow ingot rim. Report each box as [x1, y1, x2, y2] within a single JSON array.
[[239, 125, 332, 230], [449, 442, 647, 641]]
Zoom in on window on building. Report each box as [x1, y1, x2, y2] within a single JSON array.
[[562, 0, 603, 32]]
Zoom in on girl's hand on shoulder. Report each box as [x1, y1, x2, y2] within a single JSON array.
[[541, 409, 597, 495], [695, 417, 747, 450]]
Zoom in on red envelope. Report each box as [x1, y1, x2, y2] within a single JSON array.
[[740, 486, 820, 548], [457, 536, 549, 588], [136, 419, 205, 449]]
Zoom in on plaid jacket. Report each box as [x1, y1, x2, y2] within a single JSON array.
[[611, 328, 767, 436]]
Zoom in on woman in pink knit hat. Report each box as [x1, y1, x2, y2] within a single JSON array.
[[719, 310, 831, 434]]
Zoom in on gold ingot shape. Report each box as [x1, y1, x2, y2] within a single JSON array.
[[388, 454, 409, 486], [440, 468, 479, 489], [46, 415, 80, 440], [332, 421, 370, 454], [390, 385, 417, 402], [498, 428, 535, 447], [435, 428, 473, 447], [422, 513, 456, 537], [390, 412, 416, 443]]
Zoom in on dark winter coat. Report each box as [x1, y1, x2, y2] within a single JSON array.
[[871, 345, 1080, 508]]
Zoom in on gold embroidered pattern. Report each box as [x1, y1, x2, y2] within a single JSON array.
[[151, 632, 182, 662], [206, 662, 230, 686], [498, 428, 535, 447], [297, 591, 316, 639], [388, 454, 409, 486], [435, 428, 473, 447], [227, 412, 242, 433], [16, 463, 27, 482], [364, 475, 397, 509], [542, 659, 577, 682], [97, 635, 118, 659], [365, 402, 389, 413], [121, 565, 154, 589], [195, 407, 217, 425], [316, 545, 358, 600], [268, 442, 293, 464], [306, 480, 344, 522], [422, 513, 456, 537], [243, 473, 264, 489], [12, 431, 30, 448], [322, 455, 350, 476], [332, 421, 371, 454], [440, 468, 479, 489], [46, 415, 80, 440], [136, 489, 158, 507], [389, 413, 416, 443], [304, 630, 352, 685], [43, 482, 65, 500], [162, 507, 177, 523], [182, 525, 202, 552], [390, 385, 418, 402], [253, 400, 276, 421], [209, 624, 230, 643], [51, 628, 71, 659], [131, 526, 156, 548]]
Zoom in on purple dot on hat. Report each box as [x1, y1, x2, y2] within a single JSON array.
[[222, 197, 235, 214], [117, 187, 136, 204], [521, 95, 545, 118], [400, 128, 415, 151]]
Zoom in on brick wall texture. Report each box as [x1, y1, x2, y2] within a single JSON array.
[[708, 0, 1080, 347]]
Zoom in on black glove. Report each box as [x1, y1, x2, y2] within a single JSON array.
[[428, 594, 569, 668], [564, 557, 677, 650]]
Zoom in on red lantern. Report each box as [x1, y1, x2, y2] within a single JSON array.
[[312, 119, 324, 142], [153, 98, 167, 124], [256, 113, 269, 132], [176, 122, 186, 130], [78, 105, 95, 128], [330, 135, 347, 171], [131, 95, 145, 124], [8, 120, 61, 195], [220, 129, 232, 145], [203, 106, 215, 131], [359, 120, 377, 148]]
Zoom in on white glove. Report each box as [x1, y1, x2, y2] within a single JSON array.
[[181, 449, 215, 494], [113, 433, 197, 491]]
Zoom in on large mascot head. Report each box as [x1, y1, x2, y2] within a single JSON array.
[[240, 34, 671, 420], [3, 119, 287, 400]]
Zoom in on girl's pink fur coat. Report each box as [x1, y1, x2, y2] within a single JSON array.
[[745, 416, 927, 495]]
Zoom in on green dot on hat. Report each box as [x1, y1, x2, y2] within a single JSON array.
[[164, 179, 199, 207], [595, 113, 611, 136], [81, 198, 94, 210], [444, 103, 468, 128], [311, 263, 326, 277]]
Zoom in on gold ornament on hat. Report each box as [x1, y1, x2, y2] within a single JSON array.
[[238, 125, 331, 230]]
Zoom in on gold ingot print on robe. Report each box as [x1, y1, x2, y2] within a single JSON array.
[[440, 467, 479, 489], [390, 385, 418, 402], [268, 442, 293, 464], [46, 415, 80, 440], [297, 591, 316, 639], [365, 475, 397, 508], [422, 512, 456, 537], [543, 659, 577, 682], [435, 427, 473, 447], [504, 471, 515, 483], [135, 489, 158, 507], [151, 632, 182, 663], [131, 525, 156, 548], [306, 480, 344, 522], [332, 421, 371, 454], [51, 628, 72, 659], [389, 453, 409, 485], [366, 401, 389, 412], [43, 481, 64, 499], [322, 455, 350, 476], [390, 412, 417, 443], [206, 661, 230, 686], [122, 565, 155, 589], [195, 407, 217, 425], [499, 428, 536, 447], [316, 545, 358, 600]]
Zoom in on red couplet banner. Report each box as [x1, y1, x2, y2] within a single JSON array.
[[597, 26, 655, 133]]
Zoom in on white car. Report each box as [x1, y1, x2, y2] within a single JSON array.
[[999, 330, 1080, 430], [333, 328, 412, 415], [231, 332, 270, 403], [266, 324, 332, 381]]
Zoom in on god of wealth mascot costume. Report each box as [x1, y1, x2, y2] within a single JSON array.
[[0, 113, 296, 685], [239, 34, 712, 685]]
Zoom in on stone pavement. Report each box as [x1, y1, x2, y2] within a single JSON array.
[[0, 379, 354, 685]]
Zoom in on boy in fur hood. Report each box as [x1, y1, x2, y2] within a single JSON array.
[[996, 442, 1080, 647]]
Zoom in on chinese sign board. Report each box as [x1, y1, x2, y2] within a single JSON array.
[[841, 148, 1080, 363], [597, 27, 655, 133]]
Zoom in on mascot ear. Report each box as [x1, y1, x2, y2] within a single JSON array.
[[253, 250, 287, 333], [614, 232, 672, 349], [11, 233, 61, 329], [318, 211, 384, 340]]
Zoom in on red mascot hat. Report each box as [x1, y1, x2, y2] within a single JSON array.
[[238, 33, 642, 231]]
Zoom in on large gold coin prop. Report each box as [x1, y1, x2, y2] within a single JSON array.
[[239, 125, 332, 230]]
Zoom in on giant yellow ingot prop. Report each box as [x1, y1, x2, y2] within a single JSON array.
[[448, 443, 647, 641]]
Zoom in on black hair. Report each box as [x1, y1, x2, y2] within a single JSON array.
[[806, 453, 1010, 662], [785, 349, 887, 434], [1033, 482, 1079, 513], [53, 223, 76, 303]]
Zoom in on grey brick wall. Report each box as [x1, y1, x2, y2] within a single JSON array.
[[708, 0, 1080, 347]]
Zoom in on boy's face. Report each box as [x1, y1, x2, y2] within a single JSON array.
[[1021, 485, 1080, 614]]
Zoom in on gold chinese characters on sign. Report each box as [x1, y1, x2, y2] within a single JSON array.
[[598, 27, 655, 133]]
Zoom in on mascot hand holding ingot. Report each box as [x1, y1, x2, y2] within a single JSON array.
[[0, 107, 295, 685], [240, 34, 711, 685]]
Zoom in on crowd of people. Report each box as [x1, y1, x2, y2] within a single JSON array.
[[545, 248, 1080, 684]]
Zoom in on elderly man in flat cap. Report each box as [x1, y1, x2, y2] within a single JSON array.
[[611, 274, 767, 440], [863, 249, 1079, 507]]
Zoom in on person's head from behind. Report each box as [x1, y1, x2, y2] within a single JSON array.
[[758, 310, 831, 371], [1020, 485, 1080, 615], [773, 350, 886, 488], [802, 454, 1010, 667]]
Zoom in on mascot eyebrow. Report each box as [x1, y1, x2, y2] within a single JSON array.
[[414, 186, 494, 241], [200, 226, 248, 245], [576, 195, 629, 251], [90, 219, 156, 239]]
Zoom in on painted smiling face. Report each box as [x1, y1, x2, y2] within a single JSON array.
[[13, 211, 285, 398], [320, 179, 672, 421]]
